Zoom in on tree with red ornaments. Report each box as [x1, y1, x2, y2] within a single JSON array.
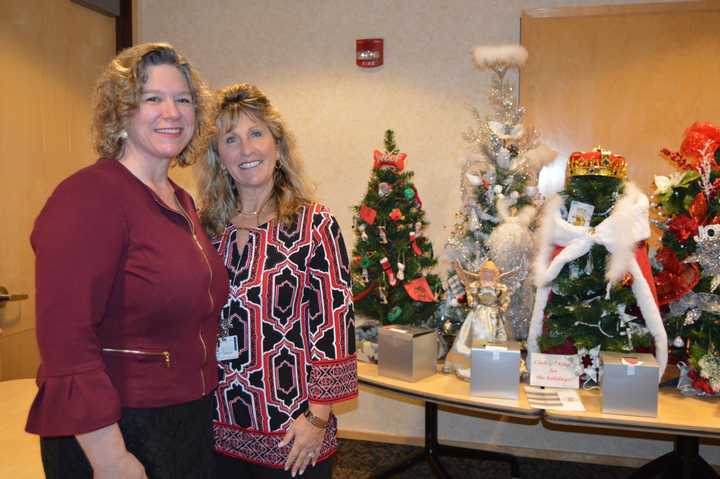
[[653, 122, 720, 395], [350, 130, 443, 325]]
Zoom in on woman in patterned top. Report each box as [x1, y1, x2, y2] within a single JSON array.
[[198, 83, 357, 478]]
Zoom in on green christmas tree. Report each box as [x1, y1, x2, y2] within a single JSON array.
[[653, 122, 720, 394], [350, 130, 443, 325], [528, 148, 669, 381], [537, 176, 653, 353]]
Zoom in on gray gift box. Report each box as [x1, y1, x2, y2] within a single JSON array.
[[601, 351, 658, 417], [378, 325, 437, 382], [471, 341, 521, 399]]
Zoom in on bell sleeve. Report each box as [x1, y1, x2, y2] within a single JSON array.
[[303, 207, 358, 404], [25, 170, 126, 436]]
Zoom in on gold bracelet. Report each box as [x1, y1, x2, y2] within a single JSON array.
[[303, 409, 329, 429]]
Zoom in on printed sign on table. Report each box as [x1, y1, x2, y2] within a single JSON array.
[[529, 353, 578, 389]]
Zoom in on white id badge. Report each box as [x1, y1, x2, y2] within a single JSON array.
[[217, 336, 239, 361]]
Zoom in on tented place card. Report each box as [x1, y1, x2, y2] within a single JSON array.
[[529, 353, 578, 389]]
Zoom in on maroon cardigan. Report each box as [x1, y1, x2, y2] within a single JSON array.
[[26, 158, 229, 437]]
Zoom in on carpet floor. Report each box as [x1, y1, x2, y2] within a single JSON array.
[[333, 438, 635, 479]]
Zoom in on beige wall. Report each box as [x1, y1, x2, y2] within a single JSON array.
[[137, 0, 718, 466], [0, 0, 115, 379]]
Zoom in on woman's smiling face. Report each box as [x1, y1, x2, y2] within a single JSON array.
[[218, 112, 278, 194]]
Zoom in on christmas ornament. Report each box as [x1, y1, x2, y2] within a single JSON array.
[[684, 225, 720, 277], [444, 260, 510, 380], [389, 208, 403, 221], [358, 223, 368, 241], [396, 260, 405, 281], [387, 306, 402, 322], [409, 231, 422, 255], [380, 257, 397, 286], [672, 336, 685, 348], [373, 149, 407, 171], [360, 257, 371, 283], [447, 274, 465, 300], [403, 187, 415, 200], [487, 199, 536, 340], [378, 225, 388, 244], [378, 182, 392, 198], [403, 277, 437, 303], [414, 221, 423, 236], [360, 205, 377, 224], [378, 286, 388, 304]]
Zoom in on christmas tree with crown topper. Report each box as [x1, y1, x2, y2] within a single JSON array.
[[350, 130, 443, 326], [652, 122, 720, 395], [527, 148, 668, 384]]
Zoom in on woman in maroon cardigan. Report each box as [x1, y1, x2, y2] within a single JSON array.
[[197, 84, 357, 479], [26, 43, 228, 478]]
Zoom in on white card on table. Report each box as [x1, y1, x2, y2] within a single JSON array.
[[217, 335, 239, 361], [529, 352, 579, 389]]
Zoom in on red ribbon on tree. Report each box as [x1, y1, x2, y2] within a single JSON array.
[[373, 150, 406, 171], [654, 247, 701, 305], [403, 277, 436, 302], [667, 214, 699, 243], [689, 192, 708, 223], [409, 231, 422, 255], [352, 282, 378, 302]]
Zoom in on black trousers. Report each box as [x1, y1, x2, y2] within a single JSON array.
[[215, 452, 332, 479], [40, 394, 215, 479]]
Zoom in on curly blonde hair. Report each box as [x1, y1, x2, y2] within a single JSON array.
[[92, 42, 211, 167], [197, 83, 315, 237]]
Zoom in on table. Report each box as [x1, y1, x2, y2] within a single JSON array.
[[358, 362, 541, 479], [544, 387, 720, 479], [0, 379, 42, 478]]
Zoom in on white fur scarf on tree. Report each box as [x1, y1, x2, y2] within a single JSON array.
[[527, 183, 668, 381]]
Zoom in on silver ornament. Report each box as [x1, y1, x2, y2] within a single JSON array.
[[672, 336, 685, 348]]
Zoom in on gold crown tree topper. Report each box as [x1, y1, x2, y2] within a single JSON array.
[[565, 147, 628, 180]]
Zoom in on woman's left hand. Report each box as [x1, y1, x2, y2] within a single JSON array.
[[279, 406, 329, 477]]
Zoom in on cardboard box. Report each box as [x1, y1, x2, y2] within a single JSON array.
[[378, 325, 437, 382], [601, 352, 658, 417], [471, 341, 521, 400]]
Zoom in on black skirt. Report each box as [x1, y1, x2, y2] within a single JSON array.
[[40, 394, 215, 479]]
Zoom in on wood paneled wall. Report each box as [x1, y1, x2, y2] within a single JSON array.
[[0, 0, 115, 379], [520, 1, 720, 194]]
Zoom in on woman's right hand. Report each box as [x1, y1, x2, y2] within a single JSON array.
[[76, 423, 148, 479]]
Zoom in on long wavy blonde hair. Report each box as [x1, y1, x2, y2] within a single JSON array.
[[92, 42, 211, 166], [197, 83, 315, 237]]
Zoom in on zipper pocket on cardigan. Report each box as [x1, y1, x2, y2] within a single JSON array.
[[102, 347, 171, 367]]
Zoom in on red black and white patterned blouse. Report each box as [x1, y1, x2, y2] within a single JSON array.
[[212, 203, 358, 468]]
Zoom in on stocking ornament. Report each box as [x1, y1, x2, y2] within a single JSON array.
[[380, 257, 397, 286], [409, 232, 422, 255]]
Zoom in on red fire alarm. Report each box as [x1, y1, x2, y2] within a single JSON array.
[[356, 38, 383, 68]]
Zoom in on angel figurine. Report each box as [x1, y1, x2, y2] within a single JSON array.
[[444, 259, 511, 380]]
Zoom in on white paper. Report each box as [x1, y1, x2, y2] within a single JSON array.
[[529, 353, 579, 389], [524, 385, 586, 412]]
